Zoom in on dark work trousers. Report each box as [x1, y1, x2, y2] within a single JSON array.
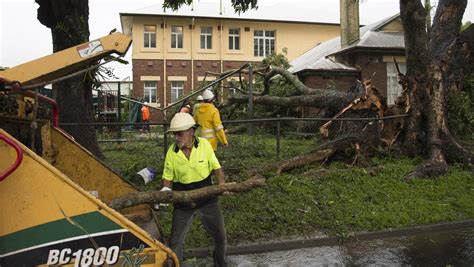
[[169, 200, 228, 267], [142, 119, 150, 131]]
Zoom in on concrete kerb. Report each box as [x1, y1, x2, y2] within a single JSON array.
[[185, 219, 474, 258]]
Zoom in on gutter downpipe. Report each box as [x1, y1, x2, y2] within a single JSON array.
[[163, 17, 167, 115], [220, 19, 224, 102], [191, 17, 195, 92]]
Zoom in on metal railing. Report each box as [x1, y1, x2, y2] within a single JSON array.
[[60, 114, 407, 159]]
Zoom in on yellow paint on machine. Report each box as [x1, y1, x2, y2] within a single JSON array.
[[0, 33, 131, 86], [0, 129, 178, 266], [49, 127, 150, 221]]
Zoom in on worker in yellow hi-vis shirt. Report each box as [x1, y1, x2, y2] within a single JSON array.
[[161, 112, 230, 266], [194, 89, 228, 151]]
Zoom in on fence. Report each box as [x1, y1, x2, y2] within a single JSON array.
[[60, 114, 406, 159]]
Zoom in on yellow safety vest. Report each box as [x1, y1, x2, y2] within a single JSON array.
[[162, 137, 221, 184], [193, 103, 228, 151]]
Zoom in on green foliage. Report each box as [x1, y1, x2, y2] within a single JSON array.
[[260, 51, 290, 69], [447, 74, 474, 139], [220, 51, 299, 120], [230, 0, 258, 14], [162, 0, 193, 10], [251, 51, 300, 117], [461, 21, 472, 32], [101, 134, 474, 249], [162, 0, 258, 14]]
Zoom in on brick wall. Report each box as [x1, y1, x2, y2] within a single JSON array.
[[165, 59, 192, 104], [134, 54, 394, 121], [352, 53, 388, 98], [298, 50, 406, 118], [133, 59, 164, 121], [193, 60, 222, 93], [303, 74, 359, 92], [133, 59, 261, 122], [133, 59, 164, 103], [301, 72, 360, 117]]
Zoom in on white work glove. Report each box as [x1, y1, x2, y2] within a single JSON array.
[[156, 187, 172, 209]]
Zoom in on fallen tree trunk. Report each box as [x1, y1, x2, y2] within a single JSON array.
[[276, 134, 366, 174], [109, 175, 266, 210], [276, 149, 333, 175], [242, 135, 375, 176]]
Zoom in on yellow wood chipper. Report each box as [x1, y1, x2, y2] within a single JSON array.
[[0, 33, 178, 266]]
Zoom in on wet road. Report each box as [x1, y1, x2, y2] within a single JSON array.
[[226, 227, 474, 266]]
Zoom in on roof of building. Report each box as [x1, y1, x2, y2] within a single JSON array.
[[121, 1, 341, 24], [120, 1, 342, 35], [289, 13, 404, 74]]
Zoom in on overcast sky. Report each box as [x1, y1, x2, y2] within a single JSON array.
[[1, 0, 473, 80]]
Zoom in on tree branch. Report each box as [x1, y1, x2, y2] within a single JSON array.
[[430, 0, 467, 56], [400, 0, 430, 74], [109, 175, 266, 210]]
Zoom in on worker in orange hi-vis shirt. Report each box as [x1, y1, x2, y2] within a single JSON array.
[[193, 89, 228, 151], [141, 102, 150, 132]]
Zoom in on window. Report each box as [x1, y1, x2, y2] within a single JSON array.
[[171, 26, 183, 49], [170, 81, 184, 103], [144, 25, 156, 48], [200, 27, 212, 49], [386, 62, 406, 105], [229, 28, 240, 50], [144, 81, 157, 103], [254, 30, 275, 57]]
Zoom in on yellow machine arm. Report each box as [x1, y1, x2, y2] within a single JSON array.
[[1, 32, 131, 85]]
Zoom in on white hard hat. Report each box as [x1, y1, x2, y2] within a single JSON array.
[[202, 89, 214, 100], [168, 113, 196, 133], [196, 95, 204, 101], [144, 101, 148, 105]]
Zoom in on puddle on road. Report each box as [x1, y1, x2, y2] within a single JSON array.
[[224, 227, 474, 266]]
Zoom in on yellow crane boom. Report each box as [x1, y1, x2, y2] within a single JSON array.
[[1, 32, 131, 85]]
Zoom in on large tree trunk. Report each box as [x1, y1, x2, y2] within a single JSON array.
[[399, 0, 474, 178], [36, 0, 103, 158]]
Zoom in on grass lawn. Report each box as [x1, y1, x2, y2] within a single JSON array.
[[101, 134, 474, 248]]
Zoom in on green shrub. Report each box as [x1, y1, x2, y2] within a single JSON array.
[[447, 75, 474, 139]]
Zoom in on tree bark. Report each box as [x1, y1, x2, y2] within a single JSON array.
[[109, 175, 266, 210], [399, 0, 473, 177], [36, 0, 103, 158], [226, 73, 366, 114]]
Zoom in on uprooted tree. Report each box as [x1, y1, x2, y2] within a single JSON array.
[[207, 0, 474, 179], [108, 0, 474, 210], [227, 0, 474, 176], [166, 0, 473, 178], [109, 0, 474, 209]]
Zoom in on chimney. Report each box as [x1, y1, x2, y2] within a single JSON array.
[[340, 0, 360, 48]]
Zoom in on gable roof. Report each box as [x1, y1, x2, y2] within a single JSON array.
[[289, 13, 404, 74]]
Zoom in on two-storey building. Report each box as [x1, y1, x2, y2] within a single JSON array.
[[120, 2, 343, 119]]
